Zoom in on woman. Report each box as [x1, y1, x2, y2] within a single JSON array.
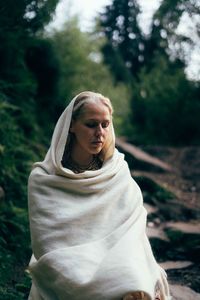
[[28, 91, 171, 300]]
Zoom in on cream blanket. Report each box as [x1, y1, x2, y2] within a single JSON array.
[[28, 95, 171, 300]]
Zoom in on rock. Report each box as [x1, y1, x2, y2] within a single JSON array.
[[165, 222, 200, 234], [116, 138, 172, 172], [144, 203, 158, 214], [160, 261, 193, 270], [170, 284, 200, 300], [167, 264, 200, 294], [150, 197, 198, 221], [146, 225, 169, 241]]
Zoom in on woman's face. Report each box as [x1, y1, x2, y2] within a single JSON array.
[[70, 102, 111, 161]]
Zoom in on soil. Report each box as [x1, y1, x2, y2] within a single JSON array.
[[131, 146, 200, 296], [140, 146, 200, 210]]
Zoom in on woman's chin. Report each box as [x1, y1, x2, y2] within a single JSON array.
[[90, 143, 103, 152], [90, 147, 103, 155]]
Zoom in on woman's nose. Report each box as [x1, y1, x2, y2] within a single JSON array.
[[95, 125, 103, 136]]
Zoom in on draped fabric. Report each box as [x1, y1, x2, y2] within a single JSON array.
[[28, 93, 171, 300]]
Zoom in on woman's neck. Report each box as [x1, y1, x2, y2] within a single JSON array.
[[70, 146, 93, 167], [61, 142, 102, 173]]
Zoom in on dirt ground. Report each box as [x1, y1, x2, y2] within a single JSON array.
[[132, 146, 200, 296], [139, 146, 200, 211]]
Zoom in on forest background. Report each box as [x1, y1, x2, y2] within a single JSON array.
[[0, 0, 199, 298]]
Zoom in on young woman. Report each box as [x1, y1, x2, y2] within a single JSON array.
[[28, 91, 171, 300]]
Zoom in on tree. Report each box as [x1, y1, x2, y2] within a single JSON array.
[[50, 18, 132, 135], [145, 0, 200, 70], [99, 0, 200, 81], [131, 54, 200, 144], [0, 0, 60, 138], [0, 0, 59, 79], [98, 0, 200, 144], [0, 1, 60, 296], [99, 0, 144, 80], [25, 38, 61, 127]]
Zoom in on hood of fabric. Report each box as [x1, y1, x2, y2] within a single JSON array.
[[33, 93, 115, 178]]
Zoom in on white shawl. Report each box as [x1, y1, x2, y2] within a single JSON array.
[[28, 94, 171, 300]]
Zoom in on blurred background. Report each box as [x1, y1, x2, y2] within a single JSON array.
[[0, 0, 199, 299]]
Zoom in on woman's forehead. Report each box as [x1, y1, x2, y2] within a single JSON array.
[[82, 102, 111, 118]]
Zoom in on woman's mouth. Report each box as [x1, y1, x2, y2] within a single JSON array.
[[92, 141, 103, 145]]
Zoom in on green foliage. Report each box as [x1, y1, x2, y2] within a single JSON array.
[[0, 12, 133, 298], [0, 1, 62, 298], [0, 0, 199, 297], [0, 93, 45, 297], [0, 0, 61, 139], [0, 202, 32, 299], [50, 18, 132, 136], [99, 0, 199, 80], [98, 0, 200, 144], [99, 0, 144, 80], [144, 0, 200, 71], [164, 229, 200, 262], [131, 54, 200, 144], [25, 37, 61, 129], [134, 175, 174, 205], [0, 0, 59, 87], [0, 96, 40, 206], [0, 0, 59, 33]]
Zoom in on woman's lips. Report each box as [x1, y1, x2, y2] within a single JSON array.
[[92, 141, 103, 145]]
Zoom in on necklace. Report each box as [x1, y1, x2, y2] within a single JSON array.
[[62, 154, 102, 173]]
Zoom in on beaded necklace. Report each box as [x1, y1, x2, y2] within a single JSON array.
[[62, 154, 102, 173]]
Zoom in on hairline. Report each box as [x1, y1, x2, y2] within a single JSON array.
[[72, 93, 113, 121]]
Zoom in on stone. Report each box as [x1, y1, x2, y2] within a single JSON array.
[[116, 138, 172, 172], [144, 203, 158, 214], [160, 261, 193, 270], [146, 226, 169, 241], [170, 284, 200, 300], [165, 222, 200, 234]]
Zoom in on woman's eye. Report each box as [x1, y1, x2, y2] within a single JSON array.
[[102, 121, 109, 128], [85, 121, 110, 128], [85, 122, 97, 128]]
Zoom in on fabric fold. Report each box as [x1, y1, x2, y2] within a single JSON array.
[[28, 94, 171, 300]]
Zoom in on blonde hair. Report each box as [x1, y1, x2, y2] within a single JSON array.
[[71, 91, 114, 162], [72, 91, 113, 120]]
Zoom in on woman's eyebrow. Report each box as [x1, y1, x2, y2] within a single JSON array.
[[85, 118, 110, 122]]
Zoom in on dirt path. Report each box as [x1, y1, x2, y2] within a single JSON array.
[[137, 146, 200, 210], [116, 141, 200, 299], [137, 147, 200, 299]]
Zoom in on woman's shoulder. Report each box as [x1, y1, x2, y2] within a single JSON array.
[[28, 165, 48, 184]]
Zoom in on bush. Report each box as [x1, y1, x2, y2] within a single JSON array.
[[131, 55, 200, 145]]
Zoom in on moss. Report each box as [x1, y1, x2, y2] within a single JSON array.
[[134, 176, 174, 204], [165, 229, 200, 262], [0, 96, 40, 298]]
